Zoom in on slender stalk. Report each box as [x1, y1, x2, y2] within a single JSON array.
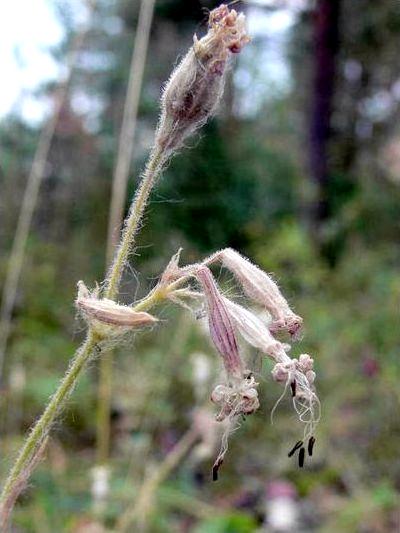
[[97, 0, 155, 466], [0, 145, 175, 514], [104, 148, 163, 300]]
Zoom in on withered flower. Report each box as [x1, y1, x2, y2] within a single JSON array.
[[194, 266, 244, 380], [155, 4, 250, 158], [217, 248, 303, 337], [76, 281, 157, 338], [222, 297, 288, 361]]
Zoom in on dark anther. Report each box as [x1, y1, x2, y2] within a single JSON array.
[[298, 447, 305, 468], [288, 440, 303, 457], [212, 458, 223, 481], [94, 344, 101, 355], [308, 436, 315, 456], [290, 379, 297, 397]]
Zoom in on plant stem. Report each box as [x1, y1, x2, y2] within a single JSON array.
[[104, 148, 163, 301], [106, 0, 155, 264], [0, 280, 173, 513], [0, 145, 167, 514], [0, 332, 97, 509], [98, 0, 155, 467]]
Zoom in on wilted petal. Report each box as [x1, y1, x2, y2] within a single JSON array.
[[194, 266, 243, 380], [216, 249, 303, 337], [222, 297, 288, 362]]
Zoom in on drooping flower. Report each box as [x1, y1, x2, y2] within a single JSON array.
[[215, 248, 303, 337], [194, 266, 244, 380], [222, 297, 288, 361]]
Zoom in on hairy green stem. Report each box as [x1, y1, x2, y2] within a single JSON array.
[[0, 147, 166, 514], [96, 148, 163, 465], [0, 332, 97, 509], [104, 148, 163, 300]]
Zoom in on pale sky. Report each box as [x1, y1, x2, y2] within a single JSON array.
[[0, 0, 296, 124], [0, 0, 64, 122]]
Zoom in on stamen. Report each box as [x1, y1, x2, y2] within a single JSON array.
[[288, 440, 303, 457], [308, 436, 315, 456], [298, 447, 305, 468], [212, 458, 223, 481]]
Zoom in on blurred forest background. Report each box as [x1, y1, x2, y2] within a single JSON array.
[[0, 0, 400, 531]]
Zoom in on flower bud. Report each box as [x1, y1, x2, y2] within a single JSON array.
[[194, 266, 244, 380], [155, 4, 250, 158], [76, 281, 157, 338]]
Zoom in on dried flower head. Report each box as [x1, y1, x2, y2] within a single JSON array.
[[210, 372, 259, 480], [210, 374, 260, 422], [155, 4, 250, 158], [153, 246, 320, 477], [76, 281, 157, 339]]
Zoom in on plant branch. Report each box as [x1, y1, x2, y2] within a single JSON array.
[[97, 0, 155, 467]]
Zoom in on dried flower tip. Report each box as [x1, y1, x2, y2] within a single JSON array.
[[210, 374, 259, 422], [217, 249, 303, 337], [269, 313, 303, 339], [155, 4, 249, 158], [222, 297, 288, 361], [195, 266, 244, 380], [271, 362, 291, 383], [305, 370, 316, 385], [160, 248, 183, 286], [76, 281, 157, 337], [271, 357, 316, 389], [270, 357, 320, 445]]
